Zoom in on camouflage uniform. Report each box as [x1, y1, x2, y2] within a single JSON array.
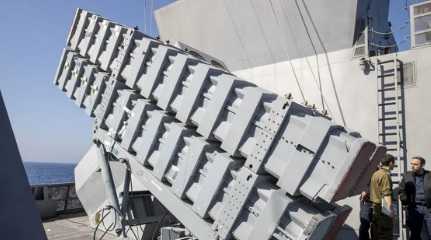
[[369, 166, 393, 240]]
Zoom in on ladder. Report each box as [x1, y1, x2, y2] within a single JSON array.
[[377, 57, 407, 239]]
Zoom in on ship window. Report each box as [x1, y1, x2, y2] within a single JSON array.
[[415, 15, 431, 32], [411, 1, 431, 48], [414, 2, 431, 15], [415, 31, 431, 45]]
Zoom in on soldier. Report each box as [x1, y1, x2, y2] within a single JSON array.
[[370, 154, 395, 240], [399, 156, 431, 239], [359, 190, 373, 240]]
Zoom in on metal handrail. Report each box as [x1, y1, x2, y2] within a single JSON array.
[[369, 29, 394, 35], [368, 25, 397, 51], [369, 42, 398, 48]]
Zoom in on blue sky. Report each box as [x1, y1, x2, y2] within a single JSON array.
[[0, 0, 172, 163], [0, 0, 418, 163]]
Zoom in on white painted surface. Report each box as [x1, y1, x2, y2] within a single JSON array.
[[234, 46, 431, 233]]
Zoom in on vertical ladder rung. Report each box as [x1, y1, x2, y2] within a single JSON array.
[[379, 132, 397, 136], [377, 59, 396, 64], [386, 148, 398, 151], [384, 96, 402, 101], [384, 125, 402, 130], [382, 82, 402, 88], [378, 73, 395, 78], [383, 111, 403, 115], [383, 140, 403, 145], [378, 87, 396, 92], [378, 102, 396, 106], [378, 117, 397, 121]]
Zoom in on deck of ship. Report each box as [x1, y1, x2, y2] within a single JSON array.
[[43, 213, 116, 240]]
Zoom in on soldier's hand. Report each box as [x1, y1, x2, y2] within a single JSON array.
[[389, 206, 395, 218], [360, 191, 369, 202]]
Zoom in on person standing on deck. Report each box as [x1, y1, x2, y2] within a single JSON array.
[[399, 156, 431, 240], [359, 190, 373, 240], [359, 164, 382, 240], [370, 154, 395, 240]]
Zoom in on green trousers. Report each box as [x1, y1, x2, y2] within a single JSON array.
[[371, 205, 393, 240]]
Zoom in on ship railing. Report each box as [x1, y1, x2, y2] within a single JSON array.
[[353, 27, 398, 58], [368, 28, 398, 54], [30, 182, 83, 217]]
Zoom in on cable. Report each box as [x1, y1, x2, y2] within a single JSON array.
[[100, 208, 110, 230], [93, 209, 109, 240], [93, 207, 116, 240], [99, 222, 115, 240], [268, 0, 306, 103], [293, 0, 325, 112], [278, 0, 334, 118], [126, 225, 140, 240], [300, 0, 347, 126], [100, 212, 118, 240]]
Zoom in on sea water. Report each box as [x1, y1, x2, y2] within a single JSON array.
[[23, 162, 76, 186]]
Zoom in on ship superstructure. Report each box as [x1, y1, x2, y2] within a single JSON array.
[[155, 1, 431, 238]]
